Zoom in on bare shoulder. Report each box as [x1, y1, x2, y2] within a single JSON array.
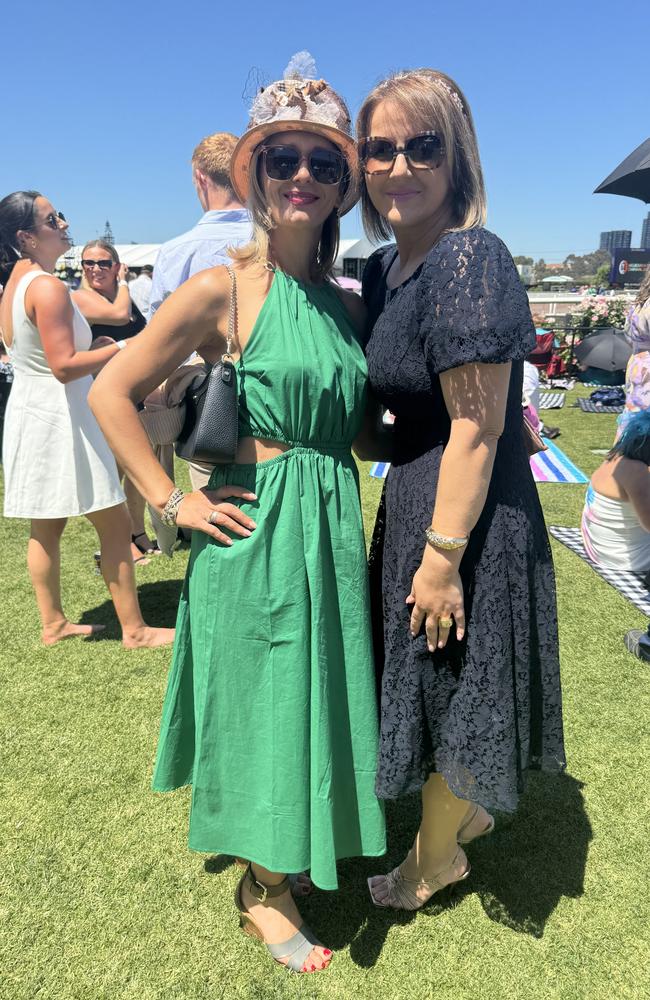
[[71, 286, 98, 307], [28, 273, 71, 310], [166, 263, 232, 311], [329, 281, 366, 333], [616, 455, 650, 490]]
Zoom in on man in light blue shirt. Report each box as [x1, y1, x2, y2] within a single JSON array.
[[148, 132, 252, 319]]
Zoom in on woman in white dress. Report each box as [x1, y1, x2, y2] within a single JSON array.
[[0, 190, 174, 648], [582, 409, 650, 572]]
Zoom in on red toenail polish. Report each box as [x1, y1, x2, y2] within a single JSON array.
[[324, 949, 332, 955], [311, 964, 316, 971]]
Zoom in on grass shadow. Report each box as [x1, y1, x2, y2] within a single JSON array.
[[204, 854, 239, 876], [329, 772, 590, 967], [471, 771, 592, 938], [78, 579, 182, 637]]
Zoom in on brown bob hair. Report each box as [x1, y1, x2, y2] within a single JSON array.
[[356, 69, 487, 242]]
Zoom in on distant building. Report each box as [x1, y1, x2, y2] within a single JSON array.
[[599, 230, 632, 252], [516, 263, 535, 285], [641, 213, 650, 250]]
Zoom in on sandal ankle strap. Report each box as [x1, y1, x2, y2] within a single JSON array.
[[245, 863, 290, 903]]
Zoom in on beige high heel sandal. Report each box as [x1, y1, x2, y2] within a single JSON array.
[[234, 863, 330, 974], [457, 803, 495, 845], [367, 847, 470, 911]]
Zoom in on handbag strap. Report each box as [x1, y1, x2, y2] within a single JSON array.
[[223, 265, 238, 361]]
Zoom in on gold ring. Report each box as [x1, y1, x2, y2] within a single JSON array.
[[438, 617, 453, 629]]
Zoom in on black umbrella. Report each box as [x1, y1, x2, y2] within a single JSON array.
[[594, 137, 650, 203], [574, 328, 632, 371]]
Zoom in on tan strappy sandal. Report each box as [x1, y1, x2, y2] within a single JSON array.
[[457, 803, 495, 845], [367, 847, 470, 911], [234, 863, 330, 974], [234, 857, 313, 896]]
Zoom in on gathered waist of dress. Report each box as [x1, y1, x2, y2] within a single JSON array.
[[235, 433, 352, 465]]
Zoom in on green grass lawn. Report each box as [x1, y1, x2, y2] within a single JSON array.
[[1, 389, 649, 1000]]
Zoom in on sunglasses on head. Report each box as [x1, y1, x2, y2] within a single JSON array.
[[359, 132, 445, 175], [81, 258, 115, 270], [260, 144, 347, 185]]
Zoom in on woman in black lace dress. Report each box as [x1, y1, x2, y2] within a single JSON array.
[[357, 70, 566, 910]]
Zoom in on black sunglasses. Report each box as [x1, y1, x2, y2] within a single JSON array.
[[261, 145, 346, 185], [26, 210, 66, 232], [81, 258, 115, 270], [359, 132, 445, 175]]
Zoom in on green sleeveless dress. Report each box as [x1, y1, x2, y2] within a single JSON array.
[[152, 271, 386, 889]]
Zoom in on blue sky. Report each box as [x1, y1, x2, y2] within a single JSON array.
[[3, 0, 648, 260]]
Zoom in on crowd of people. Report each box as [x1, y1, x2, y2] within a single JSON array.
[[15, 50, 649, 974]]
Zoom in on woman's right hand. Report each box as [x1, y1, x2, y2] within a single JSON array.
[[176, 485, 258, 545], [118, 264, 129, 282]]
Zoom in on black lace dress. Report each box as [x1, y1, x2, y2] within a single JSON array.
[[363, 228, 566, 813]]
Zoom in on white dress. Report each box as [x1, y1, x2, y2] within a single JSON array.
[[3, 270, 125, 518], [581, 484, 650, 572]]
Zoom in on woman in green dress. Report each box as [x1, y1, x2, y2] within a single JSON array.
[[89, 60, 386, 975]]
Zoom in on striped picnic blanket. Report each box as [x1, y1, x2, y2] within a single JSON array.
[[370, 438, 587, 485], [539, 392, 565, 409], [530, 439, 588, 483]]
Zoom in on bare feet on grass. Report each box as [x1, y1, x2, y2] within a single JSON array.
[[41, 621, 106, 646], [122, 626, 175, 649]]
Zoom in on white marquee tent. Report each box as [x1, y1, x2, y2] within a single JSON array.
[[59, 244, 161, 269]]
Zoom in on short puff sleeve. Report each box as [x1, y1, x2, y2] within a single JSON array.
[[417, 229, 536, 376]]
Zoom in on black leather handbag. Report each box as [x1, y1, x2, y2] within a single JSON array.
[[175, 266, 239, 464]]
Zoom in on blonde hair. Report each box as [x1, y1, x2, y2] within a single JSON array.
[[230, 137, 346, 282], [356, 69, 487, 242], [80, 239, 120, 291], [637, 264, 650, 307], [191, 132, 239, 191]]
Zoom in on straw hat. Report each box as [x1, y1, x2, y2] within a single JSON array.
[[230, 53, 359, 216]]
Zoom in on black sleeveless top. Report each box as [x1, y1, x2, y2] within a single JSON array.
[[90, 300, 146, 342]]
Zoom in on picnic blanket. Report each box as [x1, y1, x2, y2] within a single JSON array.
[[370, 438, 588, 485], [539, 392, 565, 409], [530, 439, 588, 483], [577, 398, 625, 414], [549, 526, 650, 616], [545, 378, 575, 390]]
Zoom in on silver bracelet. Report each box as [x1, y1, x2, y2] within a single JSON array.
[[161, 488, 185, 527], [424, 527, 469, 551], [118, 280, 129, 288]]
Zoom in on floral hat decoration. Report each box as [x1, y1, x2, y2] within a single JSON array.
[[230, 52, 359, 215]]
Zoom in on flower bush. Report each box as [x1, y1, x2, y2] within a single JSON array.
[[572, 295, 628, 332]]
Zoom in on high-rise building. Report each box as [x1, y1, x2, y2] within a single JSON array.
[[641, 213, 650, 250], [599, 230, 632, 252]]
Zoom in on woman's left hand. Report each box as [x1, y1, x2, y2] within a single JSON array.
[[406, 558, 466, 651], [89, 336, 116, 350]]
